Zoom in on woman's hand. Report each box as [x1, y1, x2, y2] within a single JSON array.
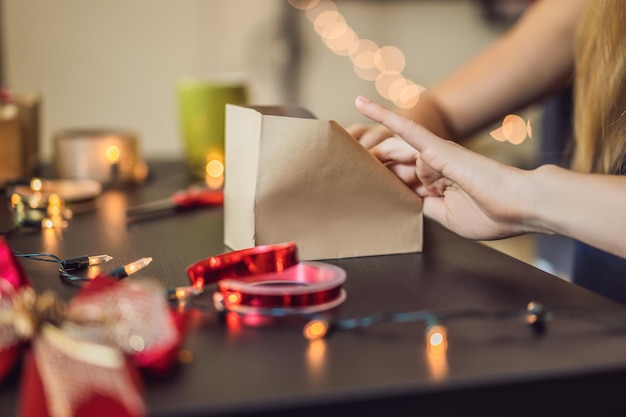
[[354, 95, 536, 241], [345, 123, 396, 150], [347, 123, 424, 190]]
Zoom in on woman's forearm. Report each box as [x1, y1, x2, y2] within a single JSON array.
[[526, 164, 626, 259], [411, 0, 585, 141]]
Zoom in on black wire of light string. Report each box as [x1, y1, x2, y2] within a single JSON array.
[[11, 251, 92, 284], [9, 250, 122, 286], [13, 251, 626, 340], [299, 301, 626, 340]]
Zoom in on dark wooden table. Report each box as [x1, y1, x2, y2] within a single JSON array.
[[3, 160, 626, 417]]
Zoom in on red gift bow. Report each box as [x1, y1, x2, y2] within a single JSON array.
[[0, 238, 184, 417]]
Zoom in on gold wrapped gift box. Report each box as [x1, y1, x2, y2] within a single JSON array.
[[0, 92, 40, 182]]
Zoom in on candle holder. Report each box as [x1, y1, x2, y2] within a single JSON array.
[[52, 129, 148, 186]]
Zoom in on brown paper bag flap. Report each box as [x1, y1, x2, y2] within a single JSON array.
[[224, 104, 423, 260]]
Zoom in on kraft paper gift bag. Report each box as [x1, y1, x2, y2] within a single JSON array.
[[224, 104, 423, 260]]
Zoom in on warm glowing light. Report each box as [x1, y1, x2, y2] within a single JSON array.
[[205, 160, 224, 178], [426, 324, 448, 352], [425, 324, 449, 380], [353, 62, 382, 82], [89, 254, 113, 266], [319, 18, 347, 41], [489, 126, 507, 142], [288, 0, 320, 10], [293, 0, 426, 108], [47, 193, 62, 208], [30, 178, 42, 192], [46, 194, 64, 217], [502, 114, 527, 145], [490, 114, 531, 145], [315, 11, 344, 37], [375, 73, 403, 100], [388, 77, 409, 101], [350, 39, 378, 64], [429, 332, 444, 347], [374, 45, 406, 74], [204, 153, 225, 189], [303, 319, 329, 340], [394, 82, 424, 110], [225, 292, 241, 306], [324, 25, 358, 56], [305, 0, 337, 23], [106, 145, 120, 163], [47, 206, 60, 217], [123, 257, 152, 276], [352, 47, 378, 70], [40, 216, 67, 230], [10, 193, 22, 208]]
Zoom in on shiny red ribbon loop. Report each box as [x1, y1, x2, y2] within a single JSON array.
[[186, 242, 299, 287], [186, 242, 347, 314]]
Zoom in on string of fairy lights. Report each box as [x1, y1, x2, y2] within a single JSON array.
[[1, 179, 71, 237], [11, 240, 626, 383], [288, 0, 533, 145]]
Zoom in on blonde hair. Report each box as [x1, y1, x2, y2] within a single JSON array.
[[573, 0, 626, 174]]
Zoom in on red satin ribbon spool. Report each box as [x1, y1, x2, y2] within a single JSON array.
[[186, 242, 347, 315]]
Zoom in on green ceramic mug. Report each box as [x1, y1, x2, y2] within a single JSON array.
[[177, 78, 247, 180]]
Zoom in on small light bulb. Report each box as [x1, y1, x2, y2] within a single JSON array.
[[41, 218, 54, 229], [30, 178, 42, 192], [108, 257, 153, 278], [10, 193, 22, 208], [205, 160, 224, 179], [425, 324, 448, 353], [123, 257, 152, 276], [224, 291, 242, 307], [88, 254, 113, 266], [303, 319, 330, 340], [167, 285, 204, 302], [106, 145, 120, 163]]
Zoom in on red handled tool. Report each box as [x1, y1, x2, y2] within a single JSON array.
[[126, 184, 223, 222]]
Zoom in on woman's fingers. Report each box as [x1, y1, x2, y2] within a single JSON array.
[[355, 96, 502, 191], [369, 136, 418, 164], [355, 96, 437, 152], [385, 162, 421, 187], [345, 123, 369, 139], [346, 122, 396, 150]]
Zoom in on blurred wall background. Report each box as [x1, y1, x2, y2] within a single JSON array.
[[2, 0, 519, 162]]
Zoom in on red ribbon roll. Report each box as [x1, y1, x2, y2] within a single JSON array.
[[186, 242, 347, 315]]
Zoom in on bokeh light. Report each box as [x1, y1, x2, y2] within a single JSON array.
[[293, 0, 426, 110], [288, 0, 320, 11], [105, 145, 120, 163], [490, 114, 532, 145]]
